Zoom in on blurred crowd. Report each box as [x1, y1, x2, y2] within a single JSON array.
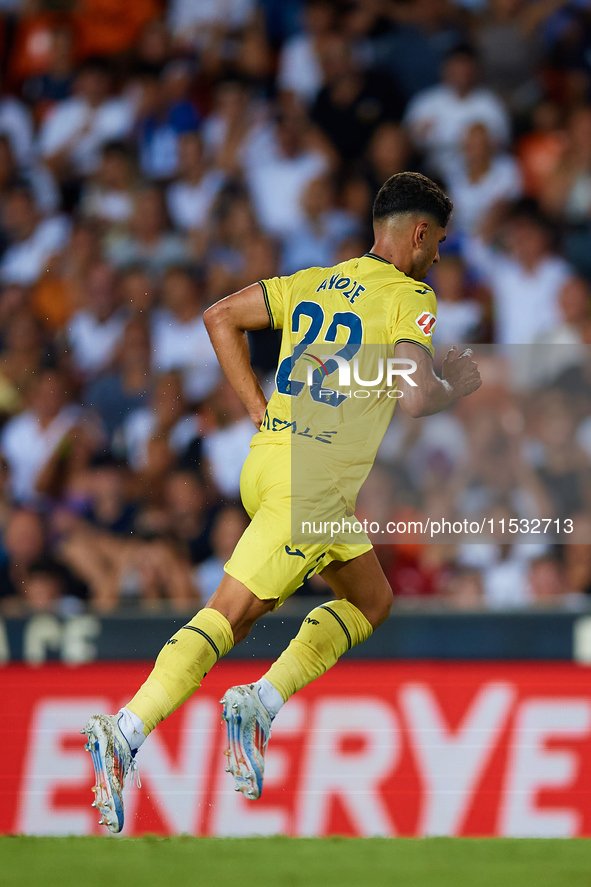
[[0, 0, 590, 616]]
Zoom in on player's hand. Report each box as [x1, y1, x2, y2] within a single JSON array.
[[249, 404, 267, 429], [442, 346, 482, 398]]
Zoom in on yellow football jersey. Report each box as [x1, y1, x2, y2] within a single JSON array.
[[252, 252, 437, 512]]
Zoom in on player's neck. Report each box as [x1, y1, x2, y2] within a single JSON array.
[[369, 240, 412, 276]]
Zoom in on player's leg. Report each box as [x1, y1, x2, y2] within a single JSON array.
[[122, 574, 277, 738], [82, 444, 282, 832], [82, 574, 276, 832], [222, 548, 392, 799], [259, 548, 391, 710], [317, 546, 394, 626]]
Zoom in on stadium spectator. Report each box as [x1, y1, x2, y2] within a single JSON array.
[[22, 24, 75, 109], [56, 484, 196, 612], [541, 106, 591, 224], [369, 0, 464, 103], [200, 78, 257, 174], [0, 311, 46, 413], [167, 0, 256, 49], [404, 44, 510, 177], [194, 504, 248, 599], [280, 174, 359, 275], [429, 253, 486, 345], [0, 77, 34, 167], [233, 19, 275, 92], [443, 122, 523, 237], [137, 62, 201, 181], [67, 262, 127, 379], [245, 110, 329, 237], [201, 381, 254, 499], [166, 132, 225, 232], [529, 276, 590, 385], [0, 509, 46, 604], [131, 19, 172, 78], [21, 558, 84, 616], [80, 141, 138, 228], [76, 0, 161, 59], [386, 542, 452, 600], [31, 219, 99, 333], [136, 535, 197, 610], [472, 0, 558, 115], [37, 58, 135, 181], [82, 455, 137, 536], [119, 266, 156, 318], [527, 553, 585, 608], [160, 469, 216, 566], [464, 202, 573, 344], [0, 135, 59, 217], [515, 100, 565, 199], [0, 509, 86, 614], [0, 368, 81, 503], [540, 106, 591, 280], [462, 537, 545, 609], [363, 122, 412, 205], [563, 511, 591, 595], [0, 186, 70, 285], [276, 0, 335, 105], [443, 567, 485, 610], [531, 392, 591, 523], [205, 188, 277, 302], [123, 370, 199, 476], [84, 314, 153, 441], [450, 406, 553, 529], [151, 266, 219, 403], [334, 123, 412, 235], [310, 33, 402, 163], [106, 186, 188, 275]]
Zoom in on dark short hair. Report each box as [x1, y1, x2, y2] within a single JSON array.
[[77, 56, 111, 77], [373, 172, 453, 229], [445, 42, 478, 63], [6, 183, 35, 203], [102, 140, 133, 159], [506, 197, 549, 229]]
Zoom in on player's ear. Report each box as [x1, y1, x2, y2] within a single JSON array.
[[413, 221, 429, 248]]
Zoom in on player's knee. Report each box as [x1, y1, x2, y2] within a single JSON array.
[[230, 606, 276, 645], [370, 585, 393, 629], [232, 623, 251, 645]]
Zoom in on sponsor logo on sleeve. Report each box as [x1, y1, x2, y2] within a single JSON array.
[[415, 311, 436, 336]]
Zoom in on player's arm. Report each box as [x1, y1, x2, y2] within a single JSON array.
[[394, 341, 481, 418], [203, 283, 271, 428]]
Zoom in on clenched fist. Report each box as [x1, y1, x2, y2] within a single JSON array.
[[442, 346, 482, 398]]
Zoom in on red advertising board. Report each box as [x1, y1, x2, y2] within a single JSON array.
[[1, 662, 591, 837]]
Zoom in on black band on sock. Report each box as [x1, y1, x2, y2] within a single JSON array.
[[181, 625, 220, 659], [320, 605, 352, 650]]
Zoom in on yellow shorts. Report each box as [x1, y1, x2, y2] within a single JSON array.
[[224, 443, 372, 609]]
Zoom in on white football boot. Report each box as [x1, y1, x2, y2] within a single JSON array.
[[221, 684, 272, 800], [81, 713, 140, 833]]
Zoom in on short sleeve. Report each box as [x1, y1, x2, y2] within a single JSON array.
[[259, 270, 307, 330], [390, 284, 438, 357], [259, 277, 287, 330]]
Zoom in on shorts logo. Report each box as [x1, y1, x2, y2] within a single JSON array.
[[304, 617, 319, 625], [285, 545, 305, 558], [415, 311, 436, 336]]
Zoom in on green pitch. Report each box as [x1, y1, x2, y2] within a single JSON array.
[[1, 836, 590, 887]]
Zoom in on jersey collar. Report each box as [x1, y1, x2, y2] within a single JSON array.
[[363, 251, 392, 265], [363, 252, 416, 283]]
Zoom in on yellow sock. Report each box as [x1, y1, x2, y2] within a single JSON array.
[[262, 599, 372, 703], [126, 608, 234, 734]]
